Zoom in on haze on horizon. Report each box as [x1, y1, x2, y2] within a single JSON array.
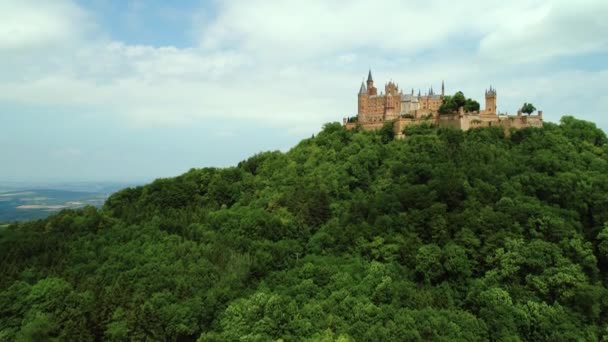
[[1, 0, 607, 183]]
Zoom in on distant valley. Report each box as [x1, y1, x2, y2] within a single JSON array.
[[0, 182, 139, 222]]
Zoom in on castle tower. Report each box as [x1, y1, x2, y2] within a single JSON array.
[[358, 80, 367, 115], [385, 92, 397, 120], [484, 86, 497, 115], [385, 80, 398, 96], [441, 80, 445, 97]]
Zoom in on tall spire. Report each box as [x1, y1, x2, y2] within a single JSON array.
[[359, 80, 367, 95], [441, 80, 445, 96], [367, 69, 373, 82]]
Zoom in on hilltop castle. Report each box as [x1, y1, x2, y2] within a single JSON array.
[[344, 70, 543, 137]]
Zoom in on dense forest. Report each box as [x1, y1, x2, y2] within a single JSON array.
[[2, 116, 608, 341]]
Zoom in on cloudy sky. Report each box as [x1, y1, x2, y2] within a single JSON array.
[[1, 0, 607, 183]]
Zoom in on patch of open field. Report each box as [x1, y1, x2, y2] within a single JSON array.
[[17, 205, 68, 210], [65, 201, 84, 206], [0, 192, 34, 197], [0, 188, 116, 221]]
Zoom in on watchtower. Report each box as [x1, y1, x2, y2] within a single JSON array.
[[485, 86, 497, 114]]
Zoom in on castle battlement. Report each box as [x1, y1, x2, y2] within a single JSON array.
[[345, 69, 543, 136]]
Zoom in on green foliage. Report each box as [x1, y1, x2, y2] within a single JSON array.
[[464, 98, 480, 112], [453, 91, 466, 108], [1, 117, 608, 340], [402, 122, 436, 136], [378, 121, 395, 144], [438, 95, 455, 114], [521, 102, 537, 115], [439, 91, 480, 114]]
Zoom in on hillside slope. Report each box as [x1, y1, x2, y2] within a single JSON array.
[[2, 116, 608, 341]]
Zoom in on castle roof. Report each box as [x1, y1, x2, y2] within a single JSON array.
[[367, 69, 373, 82], [359, 81, 367, 94]]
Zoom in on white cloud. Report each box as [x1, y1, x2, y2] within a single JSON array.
[[197, 0, 608, 64], [0, 0, 92, 51], [0, 0, 606, 136], [479, 0, 608, 62], [198, 0, 498, 59]]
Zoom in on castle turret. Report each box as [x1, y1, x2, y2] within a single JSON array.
[[385, 80, 398, 96], [484, 86, 497, 115], [358, 80, 367, 115]]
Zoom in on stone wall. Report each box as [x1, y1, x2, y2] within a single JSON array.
[[345, 112, 543, 138], [419, 96, 443, 111]]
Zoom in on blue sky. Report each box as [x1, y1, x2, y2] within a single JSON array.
[[1, 0, 607, 183]]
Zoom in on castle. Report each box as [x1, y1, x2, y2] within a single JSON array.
[[343, 70, 543, 137]]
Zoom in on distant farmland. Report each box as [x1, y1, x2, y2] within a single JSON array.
[[0, 189, 109, 222]]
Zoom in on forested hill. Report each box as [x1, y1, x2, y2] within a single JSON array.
[[3, 116, 608, 341]]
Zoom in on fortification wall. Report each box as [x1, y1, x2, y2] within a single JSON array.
[[438, 114, 466, 130], [510, 115, 543, 128], [395, 118, 426, 133]]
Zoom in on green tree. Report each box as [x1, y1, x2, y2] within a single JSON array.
[[379, 121, 395, 144], [453, 91, 466, 108], [415, 244, 444, 284], [438, 96, 456, 114], [464, 98, 480, 112], [439, 91, 477, 114], [521, 102, 536, 115]]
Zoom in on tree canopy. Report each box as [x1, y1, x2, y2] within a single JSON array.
[[1, 116, 608, 340], [522, 102, 537, 115], [439, 91, 480, 115]]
